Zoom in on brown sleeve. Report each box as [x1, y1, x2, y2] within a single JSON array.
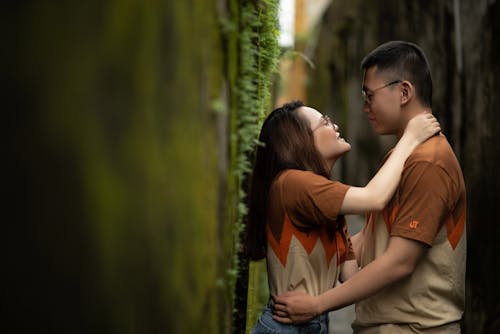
[[391, 161, 454, 246], [280, 170, 350, 228]]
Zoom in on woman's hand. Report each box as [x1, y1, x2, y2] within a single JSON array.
[[403, 113, 441, 145], [272, 291, 320, 324]]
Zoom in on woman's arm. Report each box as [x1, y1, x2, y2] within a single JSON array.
[[339, 113, 439, 214]]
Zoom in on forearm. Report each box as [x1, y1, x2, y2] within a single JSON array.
[[363, 135, 417, 209], [339, 136, 419, 215], [273, 238, 426, 324], [340, 114, 440, 215], [316, 251, 412, 313]]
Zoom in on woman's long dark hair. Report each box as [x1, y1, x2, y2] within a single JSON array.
[[244, 100, 330, 260]]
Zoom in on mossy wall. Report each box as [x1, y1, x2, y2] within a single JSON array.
[[5, 0, 281, 332], [5, 1, 225, 333]]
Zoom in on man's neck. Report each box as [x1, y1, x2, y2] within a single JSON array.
[[396, 103, 432, 139]]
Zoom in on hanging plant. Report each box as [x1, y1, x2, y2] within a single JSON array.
[[222, 0, 280, 332]]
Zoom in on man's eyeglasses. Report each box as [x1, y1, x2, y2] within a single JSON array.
[[361, 80, 402, 104]]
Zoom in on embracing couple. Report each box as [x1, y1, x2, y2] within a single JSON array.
[[244, 41, 466, 334]]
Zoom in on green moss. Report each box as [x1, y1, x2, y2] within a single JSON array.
[[224, 0, 280, 331], [8, 0, 223, 333], [7, 0, 280, 332]]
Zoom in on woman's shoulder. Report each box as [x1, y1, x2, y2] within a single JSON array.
[[275, 169, 333, 192], [277, 169, 323, 183]]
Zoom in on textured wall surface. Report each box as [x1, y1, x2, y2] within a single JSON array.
[[5, 1, 225, 333]]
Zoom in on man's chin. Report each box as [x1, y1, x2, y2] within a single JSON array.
[[369, 122, 382, 133], [372, 126, 390, 136]]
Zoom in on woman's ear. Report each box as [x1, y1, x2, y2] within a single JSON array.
[[400, 80, 413, 105]]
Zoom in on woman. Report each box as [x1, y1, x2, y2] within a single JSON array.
[[245, 100, 440, 333]]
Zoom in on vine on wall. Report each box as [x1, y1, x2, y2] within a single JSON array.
[[223, 0, 280, 332]]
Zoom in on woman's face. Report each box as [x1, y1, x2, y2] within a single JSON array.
[[298, 106, 351, 165]]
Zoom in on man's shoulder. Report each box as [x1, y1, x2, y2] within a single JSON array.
[[403, 134, 465, 191], [408, 134, 459, 166]]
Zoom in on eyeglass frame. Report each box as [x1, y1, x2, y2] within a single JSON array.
[[312, 114, 334, 132], [361, 79, 402, 104]]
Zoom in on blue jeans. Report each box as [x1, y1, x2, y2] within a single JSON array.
[[250, 303, 328, 334]]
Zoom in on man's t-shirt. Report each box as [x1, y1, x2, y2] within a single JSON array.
[[353, 134, 467, 334], [266, 169, 355, 297]]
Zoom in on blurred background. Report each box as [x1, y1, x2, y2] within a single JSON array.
[[4, 0, 499, 333]]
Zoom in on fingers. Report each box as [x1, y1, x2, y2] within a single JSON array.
[[273, 309, 289, 318], [416, 113, 437, 122], [430, 118, 441, 133], [273, 303, 287, 313], [273, 292, 292, 305], [271, 300, 290, 322], [272, 315, 293, 324], [421, 114, 440, 133]]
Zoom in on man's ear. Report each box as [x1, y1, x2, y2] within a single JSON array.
[[400, 80, 413, 106]]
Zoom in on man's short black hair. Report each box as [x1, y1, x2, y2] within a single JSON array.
[[361, 41, 433, 108]]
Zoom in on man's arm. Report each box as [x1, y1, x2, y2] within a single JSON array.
[[273, 236, 427, 324]]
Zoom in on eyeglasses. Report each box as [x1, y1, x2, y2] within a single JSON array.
[[361, 80, 402, 104], [313, 115, 334, 131]]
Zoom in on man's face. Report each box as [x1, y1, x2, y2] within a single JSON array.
[[362, 67, 403, 136]]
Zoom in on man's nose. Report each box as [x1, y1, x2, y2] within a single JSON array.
[[362, 102, 370, 113]]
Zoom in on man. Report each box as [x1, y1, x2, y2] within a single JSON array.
[[273, 41, 467, 333]]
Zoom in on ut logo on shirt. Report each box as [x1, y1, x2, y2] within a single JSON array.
[[409, 220, 420, 229]]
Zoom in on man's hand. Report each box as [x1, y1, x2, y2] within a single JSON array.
[[272, 291, 320, 324]]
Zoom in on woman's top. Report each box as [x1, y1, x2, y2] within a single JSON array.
[[266, 169, 355, 297]]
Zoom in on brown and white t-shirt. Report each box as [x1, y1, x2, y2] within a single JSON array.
[[353, 134, 467, 334], [266, 169, 354, 298]]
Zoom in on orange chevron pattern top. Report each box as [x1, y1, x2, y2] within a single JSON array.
[[266, 213, 350, 269], [265, 169, 354, 297]]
